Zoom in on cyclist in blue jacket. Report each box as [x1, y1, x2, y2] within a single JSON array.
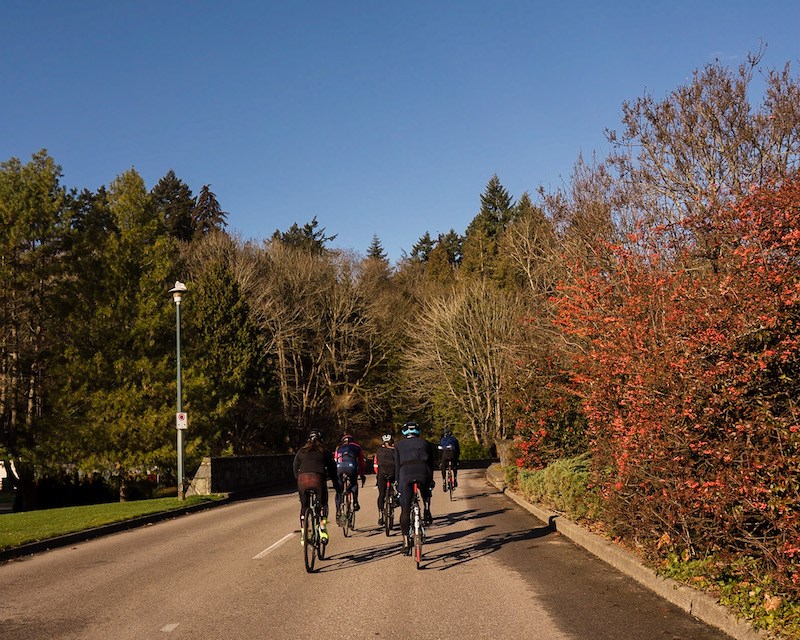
[[334, 434, 366, 516], [438, 428, 461, 490]]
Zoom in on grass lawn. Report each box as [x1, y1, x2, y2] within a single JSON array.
[[0, 495, 225, 550]]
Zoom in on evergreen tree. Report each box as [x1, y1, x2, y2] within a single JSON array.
[[185, 255, 270, 455], [56, 168, 178, 499], [0, 150, 68, 509], [366, 234, 388, 262], [271, 215, 335, 254], [192, 184, 228, 237], [410, 231, 434, 263], [152, 170, 194, 242], [461, 175, 514, 280], [437, 229, 464, 266]]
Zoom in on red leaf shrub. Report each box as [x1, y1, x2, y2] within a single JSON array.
[[548, 176, 800, 593]]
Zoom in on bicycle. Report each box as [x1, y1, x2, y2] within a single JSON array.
[[407, 481, 426, 569], [337, 474, 356, 536], [382, 478, 396, 537], [302, 489, 326, 573], [445, 460, 456, 501]]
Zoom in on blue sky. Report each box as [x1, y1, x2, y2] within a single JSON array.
[[3, 1, 798, 263]]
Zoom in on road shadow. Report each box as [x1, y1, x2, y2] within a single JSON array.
[[435, 507, 510, 525], [420, 525, 553, 571], [315, 539, 406, 572]]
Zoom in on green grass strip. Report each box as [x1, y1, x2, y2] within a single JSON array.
[[0, 495, 224, 550]]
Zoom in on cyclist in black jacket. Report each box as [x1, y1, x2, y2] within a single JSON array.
[[373, 433, 397, 526], [393, 421, 435, 553], [293, 430, 341, 545]]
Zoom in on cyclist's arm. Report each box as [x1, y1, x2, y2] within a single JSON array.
[[293, 451, 303, 478]]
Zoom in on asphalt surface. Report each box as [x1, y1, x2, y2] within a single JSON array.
[[0, 469, 765, 639]]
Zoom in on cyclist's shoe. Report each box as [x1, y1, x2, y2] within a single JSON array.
[[402, 535, 412, 555], [442, 484, 447, 493], [454, 479, 458, 488], [319, 526, 329, 544], [354, 502, 360, 511], [424, 509, 433, 525], [378, 515, 384, 526]]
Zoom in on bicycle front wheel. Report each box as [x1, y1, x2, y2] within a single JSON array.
[[303, 508, 316, 573]]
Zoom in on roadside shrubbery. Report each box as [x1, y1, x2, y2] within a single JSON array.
[[513, 453, 599, 521], [512, 176, 800, 636]]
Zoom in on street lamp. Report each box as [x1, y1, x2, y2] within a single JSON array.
[[168, 281, 188, 500]]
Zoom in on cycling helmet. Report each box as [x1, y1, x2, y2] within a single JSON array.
[[443, 428, 453, 437], [401, 421, 420, 437], [341, 434, 353, 444], [308, 429, 322, 442], [381, 433, 394, 444]]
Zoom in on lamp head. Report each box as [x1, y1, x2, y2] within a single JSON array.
[[168, 281, 187, 304]]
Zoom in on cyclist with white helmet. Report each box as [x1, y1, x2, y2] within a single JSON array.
[[373, 433, 397, 526], [393, 421, 435, 553]]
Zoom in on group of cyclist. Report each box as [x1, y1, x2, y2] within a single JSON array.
[[292, 422, 460, 554]]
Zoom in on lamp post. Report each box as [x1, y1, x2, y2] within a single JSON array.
[[169, 281, 188, 500]]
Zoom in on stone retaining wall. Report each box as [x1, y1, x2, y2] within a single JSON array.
[[186, 454, 295, 496]]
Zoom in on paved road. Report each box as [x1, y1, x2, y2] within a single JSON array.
[[1, 470, 734, 640]]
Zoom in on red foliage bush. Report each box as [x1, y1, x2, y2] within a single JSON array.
[[548, 176, 800, 593]]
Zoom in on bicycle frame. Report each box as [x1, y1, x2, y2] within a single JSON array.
[[383, 479, 394, 536]]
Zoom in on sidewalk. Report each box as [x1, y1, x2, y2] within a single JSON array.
[[485, 464, 767, 640]]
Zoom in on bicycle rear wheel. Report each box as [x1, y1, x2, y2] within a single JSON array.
[[348, 491, 356, 531], [383, 487, 392, 536], [303, 507, 316, 573], [448, 467, 455, 501], [342, 493, 351, 537], [413, 505, 423, 569], [318, 510, 327, 560]]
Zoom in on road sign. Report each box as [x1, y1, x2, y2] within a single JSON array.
[[176, 412, 188, 430]]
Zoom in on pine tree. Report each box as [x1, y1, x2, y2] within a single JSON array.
[[410, 231, 434, 263], [366, 234, 388, 261], [461, 175, 514, 280], [0, 150, 68, 509], [192, 184, 228, 237], [152, 170, 194, 242], [271, 215, 335, 254]]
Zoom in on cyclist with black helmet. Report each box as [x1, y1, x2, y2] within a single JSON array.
[[439, 428, 461, 490], [293, 430, 341, 546], [373, 433, 397, 526], [394, 421, 436, 553], [334, 434, 366, 516]]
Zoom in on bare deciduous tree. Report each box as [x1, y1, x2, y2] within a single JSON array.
[[403, 283, 526, 447]]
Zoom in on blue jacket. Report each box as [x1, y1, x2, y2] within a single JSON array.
[[438, 434, 460, 457]]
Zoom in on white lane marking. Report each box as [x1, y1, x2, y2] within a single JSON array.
[[161, 623, 180, 632], [253, 531, 296, 559]]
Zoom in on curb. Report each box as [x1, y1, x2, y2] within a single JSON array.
[[485, 465, 767, 640]]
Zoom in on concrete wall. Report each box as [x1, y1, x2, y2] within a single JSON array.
[[186, 454, 294, 496]]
